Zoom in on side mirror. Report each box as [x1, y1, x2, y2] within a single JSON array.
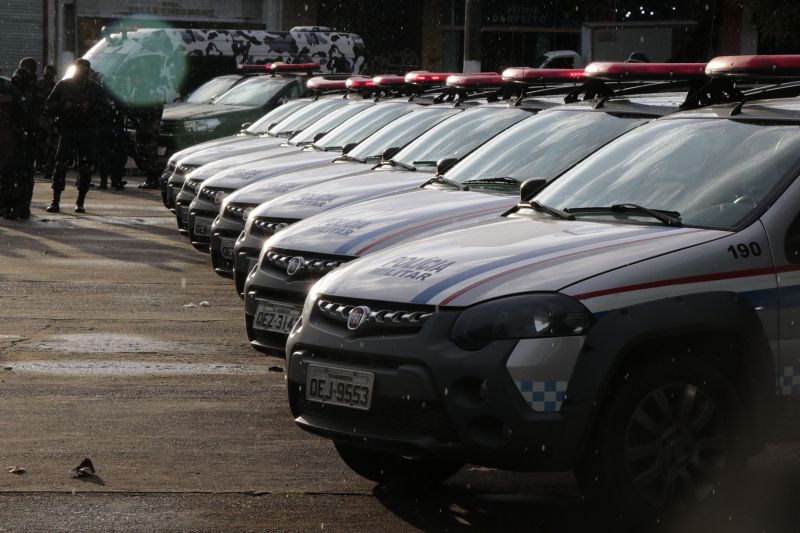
[[240, 122, 252, 130], [342, 142, 357, 154], [520, 178, 548, 202], [313, 132, 327, 142], [381, 146, 400, 162], [436, 157, 458, 175]]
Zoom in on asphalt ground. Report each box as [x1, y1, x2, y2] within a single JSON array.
[[0, 175, 798, 532]]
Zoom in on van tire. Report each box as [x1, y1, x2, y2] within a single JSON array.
[[334, 442, 463, 488], [575, 353, 748, 527]]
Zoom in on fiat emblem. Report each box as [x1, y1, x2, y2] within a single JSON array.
[[286, 256, 304, 276], [347, 306, 371, 330]]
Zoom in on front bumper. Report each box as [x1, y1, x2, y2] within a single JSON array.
[[285, 305, 592, 471]]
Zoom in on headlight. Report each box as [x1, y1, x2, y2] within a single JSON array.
[[450, 293, 591, 351], [184, 118, 222, 133], [183, 179, 199, 192]]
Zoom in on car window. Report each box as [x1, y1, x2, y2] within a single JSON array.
[[315, 103, 416, 150], [246, 100, 311, 134], [535, 118, 800, 230], [269, 99, 351, 137], [394, 107, 530, 169], [447, 109, 650, 188], [348, 107, 463, 161], [289, 101, 375, 144], [185, 77, 239, 103], [213, 77, 293, 106]]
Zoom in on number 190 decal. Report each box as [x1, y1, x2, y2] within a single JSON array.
[[727, 242, 762, 259]]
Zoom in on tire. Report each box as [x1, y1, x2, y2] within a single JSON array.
[[334, 442, 463, 488], [575, 352, 749, 527]]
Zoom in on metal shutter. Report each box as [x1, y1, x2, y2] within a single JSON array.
[[0, 2, 43, 75]]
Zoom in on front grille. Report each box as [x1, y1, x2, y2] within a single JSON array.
[[251, 217, 298, 238], [199, 186, 233, 204], [265, 248, 351, 280], [160, 121, 180, 135], [224, 203, 257, 223], [316, 296, 433, 333], [293, 395, 460, 444]]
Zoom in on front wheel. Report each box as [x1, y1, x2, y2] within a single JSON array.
[[576, 354, 749, 527], [335, 442, 463, 488]]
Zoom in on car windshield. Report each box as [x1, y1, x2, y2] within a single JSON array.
[[268, 98, 350, 137], [185, 77, 238, 104], [315, 103, 416, 150], [289, 101, 375, 145], [533, 118, 800, 230], [446, 109, 651, 190], [348, 107, 463, 162], [246, 100, 311, 134], [393, 107, 530, 169], [213, 77, 291, 106]]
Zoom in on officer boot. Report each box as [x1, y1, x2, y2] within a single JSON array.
[[99, 176, 108, 190], [46, 190, 61, 213], [75, 189, 88, 213]]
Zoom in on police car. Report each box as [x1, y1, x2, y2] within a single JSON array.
[[243, 63, 714, 354], [184, 83, 435, 252], [160, 97, 313, 211], [174, 85, 374, 235], [214, 84, 467, 280], [283, 55, 800, 524]]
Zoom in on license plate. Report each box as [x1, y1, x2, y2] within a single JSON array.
[[193, 217, 212, 237], [220, 237, 235, 260], [167, 186, 174, 203], [158, 146, 167, 155], [179, 206, 188, 225], [253, 300, 301, 334], [306, 364, 374, 410]]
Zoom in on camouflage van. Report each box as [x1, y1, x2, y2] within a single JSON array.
[[79, 26, 367, 106]]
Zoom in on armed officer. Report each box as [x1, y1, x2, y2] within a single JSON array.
[[0, 69, 26, 220], [37, 64, 58, 178], [45, 58, 108, 213], [10, 57, 45, 219]]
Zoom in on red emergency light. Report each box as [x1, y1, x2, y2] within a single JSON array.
[[584, 62, 706, 80], [446, 72, 505, 87], [705, 55, 800, 77], [306, 76, 348, 91], [404, 71, 456, 85], [501, 67, 585, 83], [346, 77, 375, 89], [371, 74, 407, 86]]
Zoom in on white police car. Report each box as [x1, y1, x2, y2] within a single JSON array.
[[241, 64, 713, 354], [284, 55, 800, 525]]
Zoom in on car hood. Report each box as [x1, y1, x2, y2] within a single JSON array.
[[314, 219, 728, 307], [186, 145, 303, 182], [177, 136, 289, 167], [161, 103, 254, 121], [225, 161, 372, 207], [199, 150, 338, 190], [169, 134, 247, 161], [269, 188, 517, 256], [254, 169, 432, 221]]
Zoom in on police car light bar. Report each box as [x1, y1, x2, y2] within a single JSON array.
[[307, 76, 348, 91], [346, 77, 375, 89], [446, 72, 505, 88], [371, 74, 407, 87], [501, 67, 585, 83], [584, 62, 706, 80], [239, 62, 322, 73], [705, 55, 800, 77], [404, 71, 456, 85]]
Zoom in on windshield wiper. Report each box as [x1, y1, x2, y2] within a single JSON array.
[[385, 159, 416, 171], [566, 204, 682, 226], [530, 201, 574, 220], [333, 153, 366, 163], [462, 176, 521, 187], [422, 175, 464, 190]]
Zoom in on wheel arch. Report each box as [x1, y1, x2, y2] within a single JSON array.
[[569, 291, 776, 457]]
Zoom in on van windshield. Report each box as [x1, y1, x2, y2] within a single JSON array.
[[214, 77, 292, 107]]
